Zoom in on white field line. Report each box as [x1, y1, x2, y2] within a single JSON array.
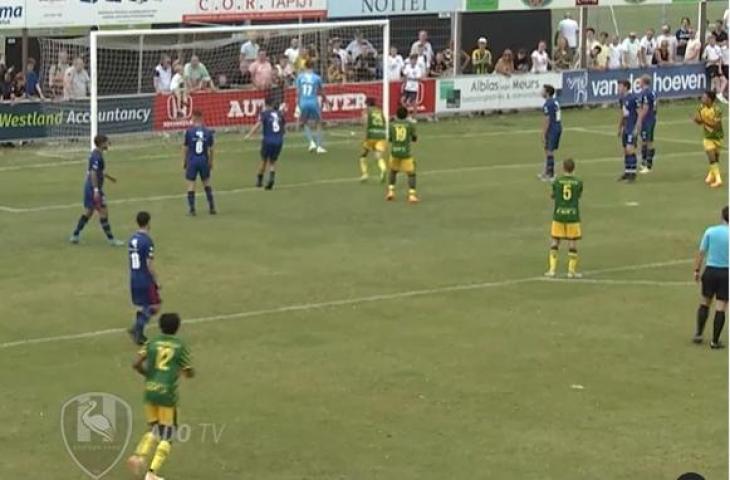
[[0, 258, 691, 351], [539, 278, 694, 287], [572, 126, 699, 145], [2, 118, 695, 171], [0, 150, 701, 214]]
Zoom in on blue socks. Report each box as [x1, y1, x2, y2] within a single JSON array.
[[545, 155, 555, 177], [315, 131, 323, 147], [73, 214, 90, 236], [647, 148, 655, 168], [100, 217, 114, 240], [625, 154, 637, 173], [204, 186, 215, 211], [187, 191, 195, 212]]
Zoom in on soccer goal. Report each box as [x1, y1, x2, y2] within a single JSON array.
[[55, 19, 391, 149]]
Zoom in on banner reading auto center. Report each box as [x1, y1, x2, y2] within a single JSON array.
[[152, 80, 436, 131], [436, 72, 562, 113]]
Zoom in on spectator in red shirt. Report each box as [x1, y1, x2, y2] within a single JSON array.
[[248, 49, 273, 91]]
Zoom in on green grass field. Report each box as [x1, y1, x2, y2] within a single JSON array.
[[0, 100, 727, 479]]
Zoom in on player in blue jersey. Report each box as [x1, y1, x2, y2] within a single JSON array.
[[295, 59, 327, 154], [69, 134, 124, 246], [127, 211, 161, 345], [538, 84, 562, 181], [183, 110, 216, 216], [637, 75, 657, 174], [617, 79, 639, 182], [245, 98, 286, 190]]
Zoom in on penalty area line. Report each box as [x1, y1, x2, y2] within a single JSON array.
[[0, 258, 690, 351]]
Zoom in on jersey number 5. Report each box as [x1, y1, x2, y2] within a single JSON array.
[[155, 346, 175, 371]]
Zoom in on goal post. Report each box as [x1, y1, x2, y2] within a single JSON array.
[[86, 19, 391, 150]]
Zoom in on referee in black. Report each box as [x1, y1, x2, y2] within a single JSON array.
[[693, 206, 729, 349]]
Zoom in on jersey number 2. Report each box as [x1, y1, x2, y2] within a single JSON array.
[[156, 346, 175, 371]]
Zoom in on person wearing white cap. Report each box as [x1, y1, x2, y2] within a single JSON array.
[[471, 37, 492, 75]]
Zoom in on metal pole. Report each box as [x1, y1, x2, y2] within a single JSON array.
[[383, 20, 390, 136], [698, 0, 707, 53], [453, 11, 461, 76], [579, 7, 587, 69], [90, 31, 98, 150], [137, 34, 144, 94], [21, 28, 28, 71]]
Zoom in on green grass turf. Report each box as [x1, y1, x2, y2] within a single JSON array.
[[0, 100, 727, 479]]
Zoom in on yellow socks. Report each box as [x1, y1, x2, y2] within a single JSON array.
[[711, 163, 722, 184], [134, 432, 157, 458], [359, 158, 368, 176], [548, 248, 558, 274], [568, 250, 579, 275], [149, 440, 171, 473], [377, 157, 387, 174]]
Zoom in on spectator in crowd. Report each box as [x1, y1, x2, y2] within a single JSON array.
[[1, 65, 14, 101], [63, 57, 90, 100], [346, 31, 375, 63], [556, 12, 579, 52], [597, 31, 610, 67], [307, 43, 320, 67], [530, 41, 550, 73], [711, 20, 728, 46], [410, 30, 435, 66], [184, 55, 212, 92], [471, 37, 492, 75], [584, 27, 599, 61], [621, 32, 641, 68], [239, 35, 260, 71], [217, 74, 230, 90], [413, 43, 431, 72], [703, 34, 727, 102], [330, 38, 349, 72], [275, 55, 295, 87], [684, 29, 701, 63], [639, 28, 657, 67], [607, 36, 623, 70], [153, 54, 173, 93], [588, 45, 605, 71], [656, 25, 677, 62], [430, 52, 450, 77], [655, 40, 674, 66], [515, 49, 530, 73], [402, 53, 425, 115], [169, 61, 186, 116], [354, 50, 377, 82], [494, 49, 515, 76], [249, 49, 273, 91], [11, 71, 25, 100], [25, 58, 44, 100], [284, 38, 300, 65], [48, 50, 70, 98], [327, 55, 345, 84], [552, 35, 574, 71], [387, 46, 405, 81], [676, 17, 692, 59], [295, 47, 310, 72], [441, 40, 470, 74]]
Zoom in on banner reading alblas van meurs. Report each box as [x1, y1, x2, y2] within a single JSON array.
[[0, 96, 153, 141], [558, 64, 707, 106]]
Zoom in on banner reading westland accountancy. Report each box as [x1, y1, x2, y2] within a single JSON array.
[[0, 96, 153, 141], [327, 0, 461, 17], [557, 64, 707, 106], [152, 80, 436, 130], [436, 72, 561, 113]]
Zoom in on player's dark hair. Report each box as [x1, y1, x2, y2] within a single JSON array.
[[93, 134, 109, 148], [543, 84, 555, 97], [640, 74, 651, 86], [366, 97, 376, 107], [396, 106, 408, 120], [192, 110, 203, 120], [136, 211, 151, 228], [586, 27, 595, 34], [705, 90, 717, 102], [618, 79, 631, 89], [722, 206, 728, 223], [305, 59, 314, 69], [563, 158, 575, 173], [159, 313, 181, 335]]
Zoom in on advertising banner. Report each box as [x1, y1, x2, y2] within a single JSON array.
[[183, 0, 327, 22], [558, 65, 707, 106], [327, 0, 461, 17], [0, 0, 25, 28], [23, 0, 190, 29], [436, 73, 562, 113], [465, 0, 672, 10], [153, 80, 436, 131], [0, 96, 153, 140]]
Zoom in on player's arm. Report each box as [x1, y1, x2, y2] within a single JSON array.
[[694, 231, 709, 281], [410, 125, 418, 143], [147, 256, 159, 288], [617, 108, 624, 137], [182, 141, 188, 169], [637, 97, 648, 131], [132, 351, 147, 376], [243, 121, 261, 141], [208, 145, 214, 170], [182, 366, 195, 378], [542, 111, 550, 143]]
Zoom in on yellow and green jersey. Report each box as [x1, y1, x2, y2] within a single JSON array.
[[141, 334, 192, 407], [366, 107, 386, 140], [698, 104, 723, 140], [552, 175, 583, 223], [389, 120, 416, 159]]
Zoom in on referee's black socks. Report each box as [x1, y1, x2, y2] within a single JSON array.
[[712, 311, 726, 344], [696, 305, 710, 336]]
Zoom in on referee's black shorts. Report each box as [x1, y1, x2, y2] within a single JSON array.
[[701, 266, 729, 301]]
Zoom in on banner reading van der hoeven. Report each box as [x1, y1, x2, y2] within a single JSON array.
[[558, 64, 707, 106], [0, 96, 153, 141]]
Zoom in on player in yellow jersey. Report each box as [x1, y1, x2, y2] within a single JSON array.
[[359, 97, 388, 182], [546, 159, 583, 279], [387, 106, 419, 203], [693, 90, 724, 188]]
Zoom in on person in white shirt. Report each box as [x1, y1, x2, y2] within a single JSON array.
[[639, 29, 657, 67], [703, 35, 727, 102], [410, 30, 434, 66], [684, 29, 702, 63], [584, 28, 599, 62], [63, 57, 90, 100], [621, 32, 641, 68], [402, 54, 425, 116], [655, 24, 677, 63], [330, 38, 349, 70], [284, 38, 300, 65], [48, 50, 70, 98], [607, 36, 622, 69], [168, 62, 188, 118], [387, 46, 405, 81], [153, 54, 173, 93], [556, 12, 579, 50], [530, 41, 550, 73], [239, 36, 260, 70], [346, 31, 375, 62]]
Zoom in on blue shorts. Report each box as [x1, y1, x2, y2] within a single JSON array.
[[545, 128, 562, 151], [299, 103, 320, 121], [185, 159, 210, 181], [131, 283, 161, 307], [83, 186, 106, 210], [640, 120, 655, 142], [622, 131, 637, 148], [261, 142, 283, 162]]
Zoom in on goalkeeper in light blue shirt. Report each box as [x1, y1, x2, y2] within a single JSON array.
[[295, 59, 327, 154]]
